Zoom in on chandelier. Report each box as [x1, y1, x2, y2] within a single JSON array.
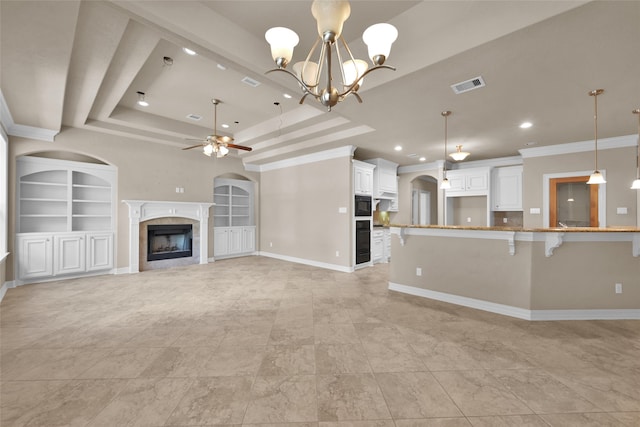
[[265, 0, 398, 111]]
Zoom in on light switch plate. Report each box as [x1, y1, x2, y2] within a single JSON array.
[[530, 208, 541, 214], [617, 207, 628, 215]]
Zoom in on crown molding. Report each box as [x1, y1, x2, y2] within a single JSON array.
[[519, 134, 636, 158], [398, 159, 444, 175], [244, 145, 356, 172], [0, 89, 58, 142], [450, 155, 523, 170]]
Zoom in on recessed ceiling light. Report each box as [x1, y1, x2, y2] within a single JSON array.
[[419, 157, 426, 162], [283, 93, 292, 99], [394, 145, 402, 151], [520, 121, 533, 129], [217, 63, 227, 71], [182, 47, 197, 56], [221, 124, 230, 129]]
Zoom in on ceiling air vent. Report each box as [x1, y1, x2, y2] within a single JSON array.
[[241, 76, 261, 88], [186, 114, 202, 121], [451, 76, 485, 94]]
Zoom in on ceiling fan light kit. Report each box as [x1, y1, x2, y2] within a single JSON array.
[[182, 99, 252, 158], [265, 0, 397, 111]]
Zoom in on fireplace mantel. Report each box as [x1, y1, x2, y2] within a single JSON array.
[[123, 200, 214, 273]]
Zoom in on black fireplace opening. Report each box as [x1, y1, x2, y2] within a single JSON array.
[[147, 224, 193, 261]]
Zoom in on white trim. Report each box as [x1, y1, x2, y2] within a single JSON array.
[[114, 267, 131, 275], [389, 282, 532, 320], [389, 282, 640, 321], [245, 145, 355, 172], [520, 134, 636, 158], [542, 170, 606, 227], [259, 251, 354, 273], [450, 156, 523, 170], [0, 89, 58, 142], [398, 160, 443, 175], [0, 252, 8, 263]]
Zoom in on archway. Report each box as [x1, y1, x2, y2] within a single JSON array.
[[410, 175, 438, 225]]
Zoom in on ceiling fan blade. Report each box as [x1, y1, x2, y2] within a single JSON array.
[[227, 143, 252, 152], [182, 143, 205, 150]]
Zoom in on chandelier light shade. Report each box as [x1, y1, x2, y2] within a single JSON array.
[[440, 111, 452, 190], [450, 145, 470, 161], [631, 109, 640, 189], [586, 89, 606, 185], [265, 0, 397, 111]]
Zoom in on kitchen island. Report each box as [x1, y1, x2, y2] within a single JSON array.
[[388, 225, 640, 320]]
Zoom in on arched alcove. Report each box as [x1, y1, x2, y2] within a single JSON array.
[[410, 175, 438, 225]]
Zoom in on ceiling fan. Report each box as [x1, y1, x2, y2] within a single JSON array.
[[182, 98, 252, 158]]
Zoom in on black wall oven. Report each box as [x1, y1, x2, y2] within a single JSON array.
[[354, 195, 372, 217], [355, 220, 371, 265]]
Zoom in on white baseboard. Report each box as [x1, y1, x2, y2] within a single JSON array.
[[259, 251, 354, 273], [388, 282, 640, 321], [0, 280, 15, 302], [114, 267, 133, 275]]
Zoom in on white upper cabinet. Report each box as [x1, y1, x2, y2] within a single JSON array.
[[444, 167, 490, 197], [364, 158, 398, 198], [492, 165, 523, 211], [353, 160, 375, 196]]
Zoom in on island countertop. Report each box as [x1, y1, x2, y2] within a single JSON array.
[[389, 224, 640, 233]]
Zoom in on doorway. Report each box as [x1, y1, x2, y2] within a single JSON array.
[[411, 175, 437, 225], [549, 175, 599, 227]]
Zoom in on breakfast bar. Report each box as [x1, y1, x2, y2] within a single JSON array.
[[388, 225, 640, 320]]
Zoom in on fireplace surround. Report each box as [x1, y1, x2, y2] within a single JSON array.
[[123, 200, 214, 273]]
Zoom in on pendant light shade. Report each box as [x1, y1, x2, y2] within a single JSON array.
[[440, 111, 452, 190], [450, 145, 470, 161], [587, 89, 606, 185], [631, 109, 640, 189]]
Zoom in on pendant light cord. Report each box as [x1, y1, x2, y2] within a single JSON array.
[[593, 91, 599, 170], [634, 109, 640, 180]]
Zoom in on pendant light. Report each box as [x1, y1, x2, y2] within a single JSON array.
[[631, 109, 640, 189], [440, 111, 452, 190], [450, 145, 470, 161], [586, 89, 606, 185]]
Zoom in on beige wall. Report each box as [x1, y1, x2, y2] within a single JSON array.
[[450, 196, 487, 226], [530, 241, 640, 310], [390, 231, 639, 311], [260, 156, 352, 267], [7, 127, 257, 281], [390, 234, 533, 309], [523, 146, 638, 228]]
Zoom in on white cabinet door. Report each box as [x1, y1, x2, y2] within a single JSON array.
[[86, 233, 113, 272], [243, 227, 256, 252], [54, 234, 85, 275], [492, 166, 523, 211], [228, 227, 243, 254], [383, 230, 391, 262], [467, 172, 488, 191], [354, 164, 374, 196], [214, 227, 229, 256], [17, 234, 53, 279], [446, 172, 466, 193], [379, 169, 397, 193], [372, 230, 384, 263]]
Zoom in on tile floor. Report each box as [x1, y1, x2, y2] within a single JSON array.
[[1, 256, 639, 426]]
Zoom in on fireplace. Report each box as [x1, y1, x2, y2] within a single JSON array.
[[147, 224, 193, 261]]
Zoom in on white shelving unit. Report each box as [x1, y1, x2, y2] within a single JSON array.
[[16, 156, 116, 283], [213, 178, 255, 258]]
